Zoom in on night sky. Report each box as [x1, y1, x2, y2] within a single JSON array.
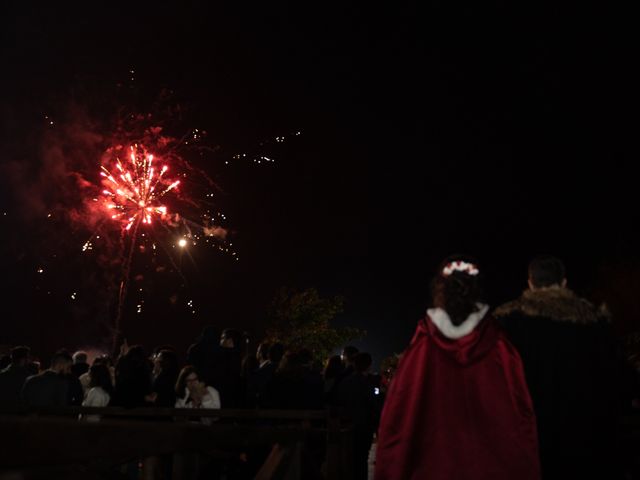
[[1, 2, 638, 366]]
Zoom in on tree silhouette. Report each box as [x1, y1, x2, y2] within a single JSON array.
[[265, 287, 365, 364]]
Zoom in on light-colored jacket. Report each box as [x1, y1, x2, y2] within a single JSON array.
[[80, 386, 110, 422], [175, 386, 221, 425]]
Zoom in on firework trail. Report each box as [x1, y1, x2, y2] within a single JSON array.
[[99, 144, 182, 349], [114, 218, 140, 348], [93, 139, 227, 351]]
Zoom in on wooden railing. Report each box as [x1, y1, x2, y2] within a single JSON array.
[[0, 406, 354, 480], [2, 406, 639, 479]]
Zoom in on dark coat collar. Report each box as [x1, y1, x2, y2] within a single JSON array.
[[494, 287, 605, 324]]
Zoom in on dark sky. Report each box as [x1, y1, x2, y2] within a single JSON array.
[[1, 2, 638, 365]]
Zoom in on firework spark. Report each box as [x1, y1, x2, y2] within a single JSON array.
[[100, 144, 179, 231]]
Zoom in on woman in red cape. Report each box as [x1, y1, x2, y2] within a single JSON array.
[[374, 257, 540, 480]]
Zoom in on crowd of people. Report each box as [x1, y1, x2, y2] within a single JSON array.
[[1, 254, 640, 480], [0, 323, 380, 478]]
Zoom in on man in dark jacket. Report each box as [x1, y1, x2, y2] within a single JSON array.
[[335, 352, 378, 480], [0, 346, 31, 409], [246, 342, 276, 407], [186, 325, 220, 387], [495, 255, 618, 480], [214, 328, 243, 407], [21, 350, 74, 408]]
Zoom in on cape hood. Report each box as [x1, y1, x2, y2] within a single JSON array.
[[420, 304, 496, 366]]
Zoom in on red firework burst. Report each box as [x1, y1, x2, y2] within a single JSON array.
[[100, 144, 180, 231]]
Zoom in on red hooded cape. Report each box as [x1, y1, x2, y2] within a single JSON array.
[[375, 314, 540, 480]]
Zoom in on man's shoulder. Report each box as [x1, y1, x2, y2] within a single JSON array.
[[22, 373, 46, 392], [493, 299, 524, 320], [257, 362, 276, 376], [24, 371, 45, 382], [27, 371, 67, 385]]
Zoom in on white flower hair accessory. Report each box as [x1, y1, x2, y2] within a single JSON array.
[[442, 261, 479, 277]]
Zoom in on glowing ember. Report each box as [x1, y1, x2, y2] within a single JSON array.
[[100, 144, 179, 231]]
